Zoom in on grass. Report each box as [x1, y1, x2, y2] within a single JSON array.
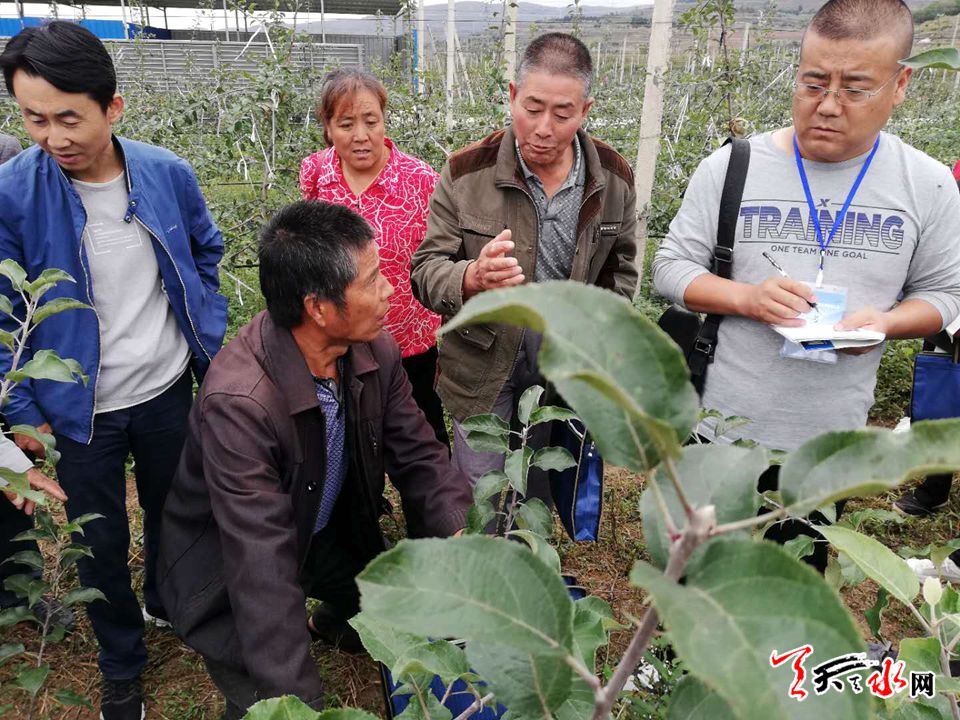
[[2, 463, 958, 718]]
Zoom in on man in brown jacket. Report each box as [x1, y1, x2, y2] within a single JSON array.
[[411, 32, 637, 502], [158, 202, 471, 718]]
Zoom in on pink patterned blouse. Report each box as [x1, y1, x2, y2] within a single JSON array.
[[299, 138, 442, 358]]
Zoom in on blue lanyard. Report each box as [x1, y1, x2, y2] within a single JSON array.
[[793, 134, 880, 286]]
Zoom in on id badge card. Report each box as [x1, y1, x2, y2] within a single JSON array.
[[780, 283, 848, 364]]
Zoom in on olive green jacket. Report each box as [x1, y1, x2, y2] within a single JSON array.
[[410, 126, 638, 421]]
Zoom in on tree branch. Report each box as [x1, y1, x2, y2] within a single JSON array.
[[452, 692, 495, 720], [590, 505, 717, 720]]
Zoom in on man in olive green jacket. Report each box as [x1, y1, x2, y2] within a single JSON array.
[[411, 33, 637, 504]]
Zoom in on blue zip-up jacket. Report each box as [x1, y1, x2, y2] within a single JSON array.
[[0, 137, 227, 443]]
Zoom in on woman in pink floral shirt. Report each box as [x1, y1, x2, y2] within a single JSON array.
[[300, 68, 447, 446]]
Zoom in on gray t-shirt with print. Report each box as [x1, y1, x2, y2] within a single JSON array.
[[653, 131, 960, 451], [73, 172, 191, 413]]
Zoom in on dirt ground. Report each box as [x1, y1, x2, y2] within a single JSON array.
[[1, 465, 956, 719]]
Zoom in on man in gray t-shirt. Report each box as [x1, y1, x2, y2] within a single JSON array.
[[654, 0, 960, 454]]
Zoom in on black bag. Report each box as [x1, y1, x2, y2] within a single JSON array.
[[657, 138, 751, 396]]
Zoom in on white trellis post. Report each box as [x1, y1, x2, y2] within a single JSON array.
[[633, 0, 677, 294], [446, 0, 456, 130], [417, 0, 426, 95], [740, 21, 750, 66], [503, 0, 518, 111], [620, 35, 627, 84]]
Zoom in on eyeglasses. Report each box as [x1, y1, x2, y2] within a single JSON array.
[[793, 67, 903, 106]]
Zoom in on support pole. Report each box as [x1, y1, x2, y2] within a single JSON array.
[[633, 0, 677, 294], [503, 0, 518, 105], [320, 0, 326, 43], [222, 0, 231, 41], [446, 0, 456, 130], [417, 0, 425, 95], [119, 0, 130, 39], [619, 36, 627, 83], [454, 28, 474, 104], [163, 6, 168, 29], [15, 0, 24, 22]]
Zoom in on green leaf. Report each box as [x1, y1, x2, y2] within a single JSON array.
[[901, 47, 960, 71], [838, 551, 867, 588], [348, 612, 426, 668], [896, 637, 952, 716], [14, 663, 50, 697], [357, 536, 574, 654], [53, 688, 93, 709], [515, 497, 553, 537], [667, 676, 737, 720], [440, 283, 699, 473], [630, 538, 869, 720], [783, 536, 815, 561], [818, 526, 918, 606], [393, 640, 470, 684], [464, 430, 510, 455], [8, 425, 59, 465], [1, 550, 44, 571], [571, 598, 609, 669], [553, 678, 596, 720], [62, 513, 106, 536], [505, 446, 533, 496], [0, 643, 24, 666], [474, 470, 509, 504], [0, 259, 27, 292], [884, 704, 945, 720], [465, 501, 495, 535], [0, 606, 37, 628], [60, 544, 95, 569], [0, 329, 15, 351], [865, 588, 890, 639], [837, 509, 904, 532], [32, 298, 91, 326], [12, 529, 52, 543], [528, 406, 579, 427], [7, 349, 88, 386], [23, 268, 75, 296], [518, 385, 545, 425], [0, 294, 12, 316], [468, 643, 571, 717], [63, 587, 107, 607], [531, 446, 577, 473], [242, 696, 322, 719], [459, 413, 510, 437], [779, 420, 960, 516], [4, 574, 49, 607], [394, 675, 453, 720], [508, 529, 562, 573], [641, 444, 767, 568], [316, 711, 382, 720]]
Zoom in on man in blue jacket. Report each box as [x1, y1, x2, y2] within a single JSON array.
[[0, 22, 226, 720]]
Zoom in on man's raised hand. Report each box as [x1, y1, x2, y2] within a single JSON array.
[[463, 229, 525, 299]]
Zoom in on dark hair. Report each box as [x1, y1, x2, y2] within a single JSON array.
[[258, 201, 375, 329], [316, 67, 388, 147], [517, 32, 593, 98], [0, 21, 117, 111], [808, 0, 914, 61]]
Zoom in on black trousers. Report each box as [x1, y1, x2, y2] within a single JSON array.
[[54, 371, 193, 679], [207, 524, 365, 720], [401, 346, 449, 451], [913, 473, 953, 507]]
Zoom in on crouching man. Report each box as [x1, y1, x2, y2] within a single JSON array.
[[158, 201, 472, 718]]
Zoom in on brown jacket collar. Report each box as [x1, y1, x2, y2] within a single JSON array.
[[254, 311, 381, 417], [494, 126, 607, 196]]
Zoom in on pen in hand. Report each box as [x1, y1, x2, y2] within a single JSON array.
[[761, 252, 818, 310]]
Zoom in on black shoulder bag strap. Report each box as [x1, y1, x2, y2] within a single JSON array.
[[687, 138, 751, 395]]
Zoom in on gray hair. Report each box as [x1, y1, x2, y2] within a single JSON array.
[[516, 32, 593, 99]]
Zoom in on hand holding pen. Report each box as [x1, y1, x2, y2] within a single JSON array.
[[735, 252, 819, 327]]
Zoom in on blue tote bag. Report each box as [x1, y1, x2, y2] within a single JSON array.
[[911, 335, 960, 422], [549, 419, 603, 542]]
